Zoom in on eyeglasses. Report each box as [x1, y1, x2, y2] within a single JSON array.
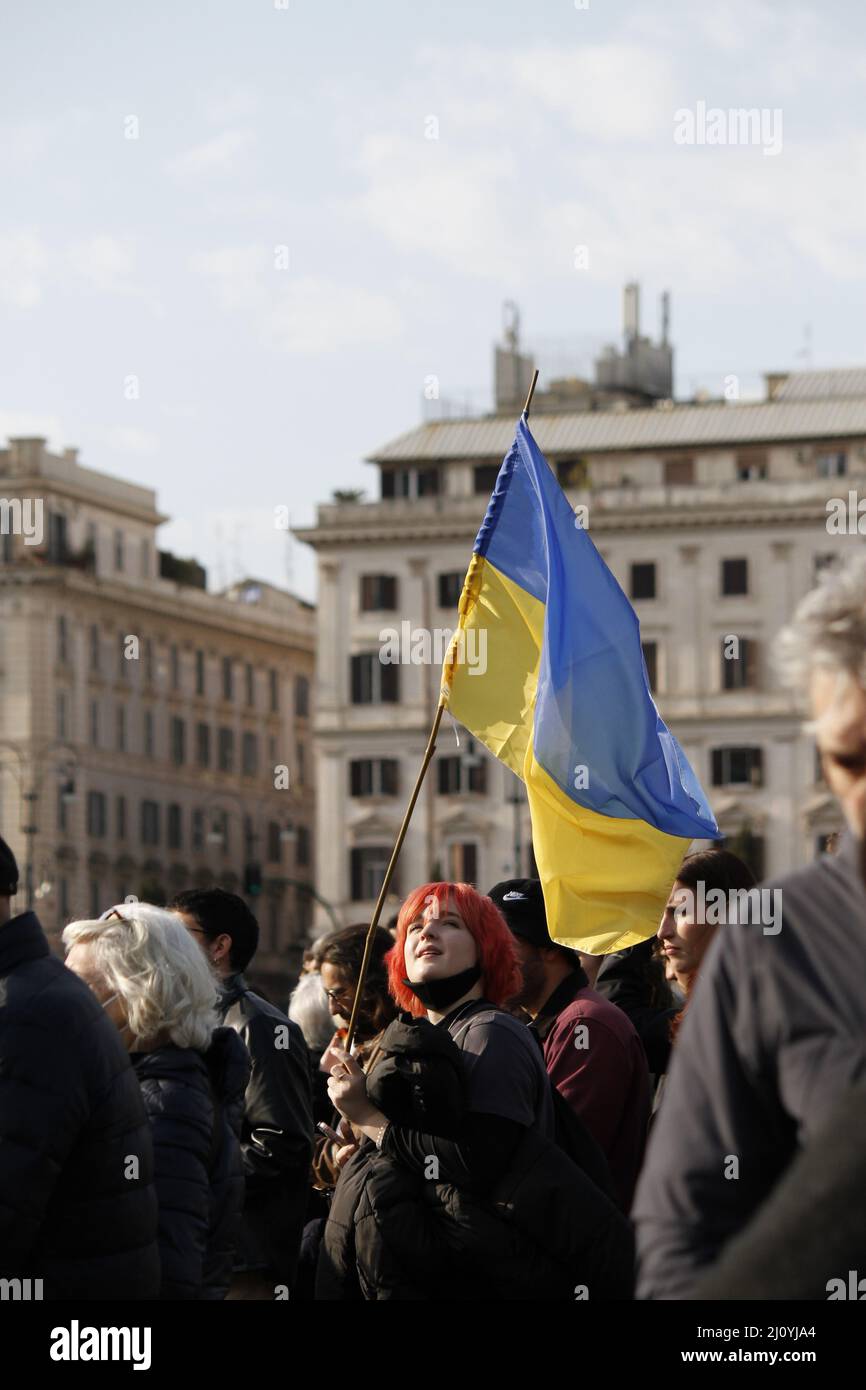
[[324, 986, 358, 1004], [99, 907, 129, 924]]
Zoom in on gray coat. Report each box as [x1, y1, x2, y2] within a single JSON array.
[[633, 833, 866, 1299]]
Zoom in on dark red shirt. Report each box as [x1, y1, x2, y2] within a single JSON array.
[[534, 973, 651, 1211]]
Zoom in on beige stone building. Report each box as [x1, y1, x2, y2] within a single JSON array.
[[0, 437, 316, 997], [298, 306, 866, 928]]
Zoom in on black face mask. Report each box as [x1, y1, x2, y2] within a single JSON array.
[[402, 963, 482, 1012]]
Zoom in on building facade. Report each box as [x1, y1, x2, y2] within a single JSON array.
[[0, 437, 316, 997], [299, 355, 866, 929]]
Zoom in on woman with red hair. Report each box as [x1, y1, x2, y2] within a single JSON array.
[[318, 882, 632, 1299], [326, 882, 555, 1179]]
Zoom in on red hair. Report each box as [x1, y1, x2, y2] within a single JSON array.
[[387, 881, 522, 1017]]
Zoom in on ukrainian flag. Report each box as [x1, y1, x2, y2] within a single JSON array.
[[442, 415, 719, 954]]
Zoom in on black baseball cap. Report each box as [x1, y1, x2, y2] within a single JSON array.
[[487, 878, 550, 948], [0, 835, 19, 897]]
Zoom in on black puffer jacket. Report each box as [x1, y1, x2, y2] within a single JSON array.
[[133, 1025, 250, 1299], [317, 1016, 633, 1300], [0, 912, 160, 1299]]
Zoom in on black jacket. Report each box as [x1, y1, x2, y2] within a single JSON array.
[[317, 1015, 634, 1300], [218, 974, 314, 1284], [0, 911, 160, 1299], [634, 834, 866, 1299], [594, 937, 677, 1080], [133, 1026, 249, 1299]]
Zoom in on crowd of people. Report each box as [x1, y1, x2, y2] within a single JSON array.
[[2, 557, 866, 1301]]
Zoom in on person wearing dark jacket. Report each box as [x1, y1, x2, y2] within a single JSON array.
[[490, 878, 651, 1212], [0, 837, 160, 1300], [635, 557, 866, 1297], [64, 901, 249, 1300], [318, 880, 634, 1300], [690, 1086, 866, 1300], [171, 888, 314, 1297], [594, 937, 677, 1080]]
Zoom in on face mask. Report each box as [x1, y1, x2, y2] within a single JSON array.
[[402, 963, 482, 1011]]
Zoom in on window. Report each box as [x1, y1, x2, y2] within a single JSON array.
[[642, 641, 658, 692], [57, 783, 68, 834], [474, 464, 499, 494], [141, 800, 160, 846], [267, 822, 282, 863], [360, 575, 398, 611], [721, 637, 757, 691], [438, 572, 463, 609], [630, 562, 656, 600], [814, 745, 824, 784], [711, 747, 764, 787], [90, 699, 100, 747], [222, 656, 234, 701], [438, 752, 487, 795], [170, 644, 180, 690], [56, 691, 68, 740], [87, 790, 107, 837], [269, 669, 279, 712], [814, 553, 838, 583], [196, 722, 211, 767], [296, 742, 305, 785], [721, 558, 749, 596], [140, 537, 150, 578], [664, 457, 694, 485], [297, 825, 311, 867], [245, 663, 255, 707], [448, 842, 478, 884], [736, 451, 768, 481], [144, 709, 155, 757], [59, 877, 69, 920], [118, 632, 128, 680], [90, 879, 102, 919], [57, 615, 69, 663], [114, 529, 124, 572], [144, 638, 154, 685], [116, 794, 127, 840], [171, 717, 186, 766], [817, 451, 847, 478], [192, 808, 204, 852], [383, 466, 442, 499], [167, 803, 183, 850], [47, 512, 68, 562], [350, 653, 399, 704], [117, 704, 127, 752], [218, 727, 234, 772], [195, 649, 205, 696], [89, 623, 101, 671], [349, 759, 399, 797], [242, 731, 258, 776], [556, 459, 587, 488], [295, 674, 309, 718], [350, 845, 389, 900], [1, 530, 12, 563]]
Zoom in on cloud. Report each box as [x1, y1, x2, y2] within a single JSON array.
[[167, 129, 252, 178], [0, 233, 49, 307], [190, 245, 403, 352], [102, 426, 160, 456], [0, 411, 66, 448], [68, 236, 137, 291]]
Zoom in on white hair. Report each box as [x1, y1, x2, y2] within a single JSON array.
[[288, 970, 333, 1052], [776, 554, 866, 692], [62, 902, 220, 1052]]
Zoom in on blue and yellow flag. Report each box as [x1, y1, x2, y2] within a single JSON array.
[[442, 415, 719, 954]]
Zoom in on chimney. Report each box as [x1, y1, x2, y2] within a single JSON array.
[[623, 282, 640, 342]]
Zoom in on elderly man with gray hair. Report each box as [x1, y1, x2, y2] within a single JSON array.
[[634, 554, 866, 1300]]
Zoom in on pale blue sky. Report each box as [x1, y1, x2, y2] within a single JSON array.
[[3, 0, 866, 599]]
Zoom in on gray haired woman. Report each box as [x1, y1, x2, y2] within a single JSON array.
[[63, 903, 250, 1300]]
